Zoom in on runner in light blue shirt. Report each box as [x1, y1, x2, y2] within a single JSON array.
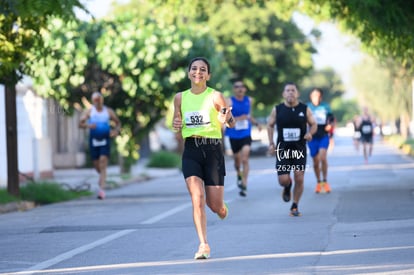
[[307, 88, 335, 194]]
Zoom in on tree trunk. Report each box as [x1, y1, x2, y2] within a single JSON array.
[[5, 84, 19, 196], [400, 112, 411, 139], [411, 77, 414, 138]]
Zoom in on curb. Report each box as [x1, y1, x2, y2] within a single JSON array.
[[0, 201, 36, 214], [0, 168, 181, 215], [383, 138, 414, 158]]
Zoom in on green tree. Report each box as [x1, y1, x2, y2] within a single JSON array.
[[299, 68, 345, 104], [301, 0, 414, 135], [0, 0, 86, 196], [28, 15, 231, 171], [207, 2, 315, 106], [330, 97, 359, 125], [352, 57, 412, 137], [113, 0, 315, 107], [300, 0, 414, 66]]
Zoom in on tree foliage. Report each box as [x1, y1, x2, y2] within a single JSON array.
[[299, 0, 414, 132], [112, 0, 315, 105], [330, 97, 359, 124], [25, 0, 316, 166], [207, 2, 315, 105], [299, 68, 345, 104], [0, 0, 87, 195], [352, 57, 412, 124], [27, 15, 230, 165], [0, 0, 86, 84], [300, 0, 414, 69]]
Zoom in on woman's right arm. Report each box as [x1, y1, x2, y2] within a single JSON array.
[[172, 93, 183, 132]]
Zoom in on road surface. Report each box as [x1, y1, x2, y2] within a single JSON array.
[[0, 134, 413, 274]]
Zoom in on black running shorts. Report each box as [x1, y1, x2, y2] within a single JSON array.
[[229, 136, 252, 154], [360, 135, 373, 144], [89, 137, 110, 160], [182, 137, 225, 186]]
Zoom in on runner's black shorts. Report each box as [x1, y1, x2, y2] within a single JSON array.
[[182, 137, 225, 186], [360, 134, 373, 144], [275, 142, 307, 176], [229, 136, 252, 154], [89, 137, 110, 160]]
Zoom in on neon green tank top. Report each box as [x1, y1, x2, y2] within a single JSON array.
[[181, 87, 222, 139]]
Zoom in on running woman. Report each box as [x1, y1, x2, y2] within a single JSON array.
[[172, 57, 235, 259], [79, 92, 121, 200], [307, 88, 335, 193], [225, 79, 261, 197], [267, 83, 317, 216]]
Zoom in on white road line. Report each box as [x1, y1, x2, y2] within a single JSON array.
[[23, 229, 136, 274], [21, 202, 192, 274], [20, 191, 233, 274], [140, 196, 234, 225], [10, 245, 414, 275], [140, 202, 192, 224]]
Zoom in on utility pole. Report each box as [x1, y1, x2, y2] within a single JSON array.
[[5, 84, 19, 196]]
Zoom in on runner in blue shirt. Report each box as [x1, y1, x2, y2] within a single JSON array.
[[307, 88, 335, 193], [79, 92, 121, 199], [225, 80, 261, 197]]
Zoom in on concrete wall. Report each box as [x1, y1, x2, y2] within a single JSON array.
[[0, 85, 7, 187], [0, 82, 53, 187]]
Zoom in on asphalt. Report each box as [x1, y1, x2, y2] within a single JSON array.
[[1, 133, 414, 274]]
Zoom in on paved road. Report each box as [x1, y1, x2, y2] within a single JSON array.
[[0, 135, 413, 275]]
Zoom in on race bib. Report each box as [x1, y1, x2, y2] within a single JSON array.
[[92, 138, 107, 147], [184, 111, 210, 128], [235, 119, 249, 130], [361, 125, 372, 134], [314, 109, 327, 125], [283, 128, 301, 142]]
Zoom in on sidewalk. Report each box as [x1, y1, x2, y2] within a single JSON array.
[[52, 158, 181, 192], [0, 158, 181, 214]]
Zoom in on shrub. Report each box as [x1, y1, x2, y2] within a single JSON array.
[[385, 135, 406, 148], [20, 182, 91, 205], [0, 189, 20, 204], [146, 150, 181, 168]]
